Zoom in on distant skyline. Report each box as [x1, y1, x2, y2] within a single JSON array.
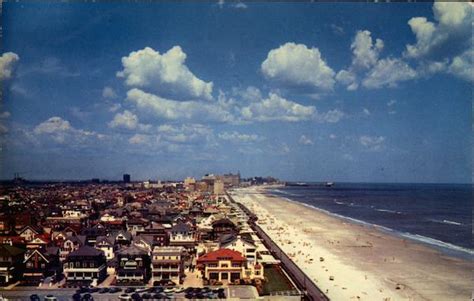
[[1, 2, 472, 183]]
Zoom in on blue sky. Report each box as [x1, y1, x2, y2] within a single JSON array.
[[0, 1, 472, 183]]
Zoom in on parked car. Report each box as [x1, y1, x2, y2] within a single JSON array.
[[77, 287, 90, 294], [109, 287, 122, 293], [29, 295, 40, 301], [72, 293, 81, 301], [130, 293, 142, 301], [81, 293, 93, 301], [141, 293, 152, 300]]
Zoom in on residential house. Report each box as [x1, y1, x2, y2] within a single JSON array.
[[151, 246, 185, 285], [169, 222, 196, 251], [112, 230, 132, 246], [60, 235, 86, 261], [211, 218, 238, 240], [0, 236, 26, 248], [116, 245, 151, 285], [26, 234, 50, 249], [219, 234, 263, 280], [95, 236, 116, 261], [126, 218, 149, 236], [18, 225, 42, 242], [132, 235, 154, 254], [0, 214, 13, 235], [81, 224, 107, 246], [51, 230, 68, 247], [220, 234, 257, 263], [22, 247, 62, 285], [63, 245, 107, 285], [197, 248, 250, 284], [137, 222, 169, 247], [0, 245, 25, 285]]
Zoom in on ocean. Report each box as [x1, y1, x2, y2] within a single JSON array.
[[266, 183, 473, 259]]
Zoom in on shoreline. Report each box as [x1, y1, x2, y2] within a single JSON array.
[[267, 188, 473, 261], [231, 186, 473, 301]]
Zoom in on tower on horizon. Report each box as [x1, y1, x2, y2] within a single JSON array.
[[123, 174, 131, 183]]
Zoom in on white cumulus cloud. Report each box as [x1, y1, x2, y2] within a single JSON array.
[[362, 58, 417, 89], [352, 30, 384, 70], [240, 92, 316, 122], [404, 2, 472, 61], [34, 117, 103, 144], [117, 46, 214, 100], [108, 110, 151, 131], [126, 88, 235, 123], [261, 42, 335, 91], [337, 30, 386, 90], [335, 70, 358, 91], [448, 47, 474, 82], [0, 52, 20, 80], [125, 86, 343, 125]]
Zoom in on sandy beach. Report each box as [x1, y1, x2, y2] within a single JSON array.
[[232, 186, 473, 301]]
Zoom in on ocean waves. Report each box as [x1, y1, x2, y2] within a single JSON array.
[[264, 185, 473, 260]]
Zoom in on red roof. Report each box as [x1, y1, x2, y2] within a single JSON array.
[[197, 248, 246, 263], [105, 220, 123, 225], [32, 233, 51, 243], [0, 236, 25, 245]]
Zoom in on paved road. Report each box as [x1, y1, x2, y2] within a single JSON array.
[[229, 193, 330, 301], [0, 286, 253, 301], [0, 289, 78, 301]]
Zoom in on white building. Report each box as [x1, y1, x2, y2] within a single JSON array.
[[214, 180, 225, 195], [151, 246, 185, 284]]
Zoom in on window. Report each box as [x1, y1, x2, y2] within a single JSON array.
[[221, 263, 228, 268], [26, 262, 33, 268]]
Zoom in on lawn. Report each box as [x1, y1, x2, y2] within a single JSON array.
[[261, 264, 295, 295]]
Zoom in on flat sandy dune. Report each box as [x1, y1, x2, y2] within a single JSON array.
[[232, 186, 473, 301]]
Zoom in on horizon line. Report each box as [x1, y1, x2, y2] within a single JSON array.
[[0, 178, 472, 186]]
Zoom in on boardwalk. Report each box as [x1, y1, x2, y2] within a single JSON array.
[[229, 193, 330, 301]]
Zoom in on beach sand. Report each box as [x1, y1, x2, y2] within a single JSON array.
[[232, 186, 473, 301]]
